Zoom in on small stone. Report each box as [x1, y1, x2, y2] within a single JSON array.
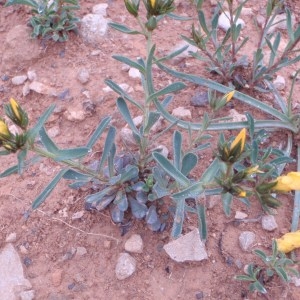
[[91, 50, 101, 56], [206, 195, 219, 209], [239, 231, 255, 251], [71, 211, 85, 220], [64, 106, 85, 121], [241, 7, 253, 16], [261, 215, 278, 231], [62, 248, 76, 261], [291, 71, 300, 80], [5, 232, 17, 243], [76, 247, 87, 257], [12, 75, 27, 85], [256, 15, 265, 27], [77, 69, 90, 84], [92, 3, 108, 16], [163, 228, 208, 262], [120, 127, 138, 148], [124, 234, 144, 254], [20, 245, 29, 254], [235, 211, 248, 220], [273, 75, 285, 91], [27, 70, 37, 82], [128, 68, 140, 79], [195, 291, 204, 299], [51, 269, 63, 287], [23, 257, 32, 267], [154, 145, 169, 158], [235, 259, 243, 269], [103, 240, 111, 249], [191, 92, 209, 107], [29, 81, 57, 96], [229, 109, 247, 122], [172, 107, 192, 120], [121, 64, 130, 72], [290, 275, 300, 287], [19, 290, 35, 300], [1, 74, 9, 81], [103, 83, 133, 94], [218, 11, 245, 32], [57, 89, 71, 101], [22, 82, 31, 96], [48, 126, 60, 138], [115, 253, 137, 280]]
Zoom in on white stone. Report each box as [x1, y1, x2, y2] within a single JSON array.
[[267, 13, 295, 34], [72, 210, 85, 220], [218, 11, 245, 32], [0, 243, 32, 300], [239, 231, 255, 251], [120, 127, 137, 148], [47, 126, 60, 138], [172, 107, 192, 119], [80, 14, 110, 44], [27, 70, 37, 82], [12, 75, 27, 85], [235, 211, 248, 220], [92, 3, 108, 16], [77, 68, 90, 84], [124, 234, 144, 254], [115, 253, 136, 280], [128, 68, 141, 79], [261, 215, 278, 231], [154, 145, 169, 158], [171, 41, 198, 60], [5, 233, 17, 243], [273, 75, 285, 91], [291, 275, 300, 287], [229, 109, 247, 122], [103, 83, 133, 94], [19, 290, 35, 300], [241, 7, 253, 16], [163, 228, 208, 262], [22, 82, 31, 97], [76, 246, 87, 257], [64, 105, 85, 121], [29, 81, 57, 96]]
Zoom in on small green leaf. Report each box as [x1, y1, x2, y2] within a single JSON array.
[[5, 0, 38, 8], [147, 82, 186, 103], [144, 112, 160, 134], [108, 22, 141, 35], [171, 197, 185, 238], [181, 152, 198, 176], [196, 201, 207, 241], [0, 165, 18, 178], [222, 192, 233, 216], [173, 131, 182, 170], [39, 127, 59, 153], [98, 126, 116, 171], [112, 55, 145, 73], [54, 147, 89, 161], [86, 116, 111, 149], [32, 169, 68, 209], [63, 169, 91, 181], [17, 149, 27, 175]]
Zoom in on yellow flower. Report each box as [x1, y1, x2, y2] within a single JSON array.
[[9, 98, 21, 121], [224, 90, 235, 103], [0, 119, 10, 139], [276, 231, 300, 253], [272, 172, 300, 192], [150, 0, 156, 8], [230, 128, 246, 152], [238, 190, 247, 197]]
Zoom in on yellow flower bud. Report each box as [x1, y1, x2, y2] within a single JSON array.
[[9, 98, 21, 121], [0, 119, 10, 139], [224, 90, 235, 103], [150, 0, 156, 8], [272, 172, 300, 192], [230, 128, 246, 153]]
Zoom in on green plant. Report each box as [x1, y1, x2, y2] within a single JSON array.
[[184, 0, 300, 90], [235, 240, 299, 294], [5, 0, 80, 42]]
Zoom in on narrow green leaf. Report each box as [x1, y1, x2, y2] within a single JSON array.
[[117, 97, 140, 136], [167, 13, 192, 21], [0, 150, 11, 156], [86, 116, 111, 149], [196, 201, 207, 240], [173, 131, 182, 170], [98, 126, 116, 171], [5, 0, 38, 8], [200, 158, 220, 183], [0, 165, 18, 178], [276, 267, 289, 282], [156, 45, 189, 63], [17, 149, 27, 175], [146, 45, 156, 96], [254, 249, 268, 262], [269, 156, 294, 166], [85, 186, 115, 203], [251, 140, 258, 164], [172, 181, 204, 200], [119, 165, 139, 183], [112, 55, 145, 73], [181, 152, 198, 176], [108, 22, 141, 34], [39, 127, 59, 153], [171, 197, 185, 238], [32, 169, 67, 209], [147, 82, 186, 103], [198, 10, 209, 35], [63, 169, 91, 181], [54, 147, 89, 161], [246, 113, 255, 140], [144, 112, 160, 134], [153, 152, 190, 187], [222, 192, 233, 216]]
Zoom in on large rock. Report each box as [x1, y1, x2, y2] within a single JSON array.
[[0, 243, 33, 300], [1, 25, 41, 72], [163, 228, 208, 262]]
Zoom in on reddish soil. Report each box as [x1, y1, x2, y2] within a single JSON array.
[[0, 1, 300, 299]]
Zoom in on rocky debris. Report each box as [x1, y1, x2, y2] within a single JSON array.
[[0, 243, 33, 300], [273, 75, 285, 91], [120, 127, 138, 148], [172, 107, 192, 120], [63, 104, 86, 121], [71, 210, 85, 220], [261, 215, 278, 231], [28, 81, 57, 96], [229, 109, 247, 122], [291, 71, 300, 80], [76, 247, 87, 257], [22, 82, 31, 97], [128, 68, 141, 79], [1, 25, 41, 72], [239, 231, 256, 251], [5, 232, 17, 243], [163, 228, 208, 262], [58, 89, 72, 101], [115, 253, 137, 280], [206, 195, 219, 209], [170, 41, 198, 63], [80, 4, 110, 45], [77, 68, 90, 84], [235, 211, 248, 220], [61, 247, 76, 261], [47, 125, 61, 138], [121, 64, 130, 72], [103, 83, 133, 94], [241, 7, 253, 16], [27, 70, 37, 82], [124, 234, 144, 254], [191, 91, 209, 107], [218, 11, 245, 32], [290, 275, 300, 287], [19, 290, 35, 300], [12, 75, 27, 85], [51, 269, 63, 287]]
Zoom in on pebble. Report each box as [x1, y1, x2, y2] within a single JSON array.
[[22, 82, 31, 96], [120, 127, 138, 148], [290, 275, 300, 287], [27, 70, 37, 82], [51, 269, 63, 287], [154, 145, 169, 158], [121, 64, 130, 72], [239, 231, 255, 251], [91, 50, 101, 56], [92, 3, 108, 16], [77, 68, 90, 84], [20, 245, 29, 254], [273, 75, 285, 91], [19, 290, 35, 300], [124, 234, 144, 254], [23, 257, 32, 267], [172, 107, 192, 119], [29, 81, 57, 96], [57, 89, 71, 101], [128, 68, 140, 79], [48, 126, 60, 138], [5, 232, 17, 243], [191, 92, 209, 107], [115, 253, 137, 280], [71, 210, 85, 220], [103, 240, 112, 249], [229, 109, 247, 122], [235, 211, 248, 220], [163, 228, 208, 262], [76, 247, 87, 257], [64, 107, 85, 121], [62, 247, 76, 261], [195, 291, 204, 299], [1, 74, 9, 81], [261, 215, 278, 231], [218, 11, 245, 32], [12, 75, 27, 85]]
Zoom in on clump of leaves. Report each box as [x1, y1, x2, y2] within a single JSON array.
[[236, 240, 299, 294], [5, 0, 80, 42]]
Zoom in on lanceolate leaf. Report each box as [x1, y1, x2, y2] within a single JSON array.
[[222, 192, 233, 216], [173, 131, 182, 170], [147, 82, 186, 103], [32, 169, 68, 209], [39, 127, 59, 153], [98, 126, 116, 171], [54, 147, 89, 161], [112, 55, 145, 74], [108, 22, 141, 35], [171, 197, 185, 238], [181, 152, 198, 176], [86, 116, 111, 149], [5, 0, 38, 8], [0, 165, 18, 178], [63, 169, 91, 181]]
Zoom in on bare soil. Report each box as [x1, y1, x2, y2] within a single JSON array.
[[1, 1, 300, 299]]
